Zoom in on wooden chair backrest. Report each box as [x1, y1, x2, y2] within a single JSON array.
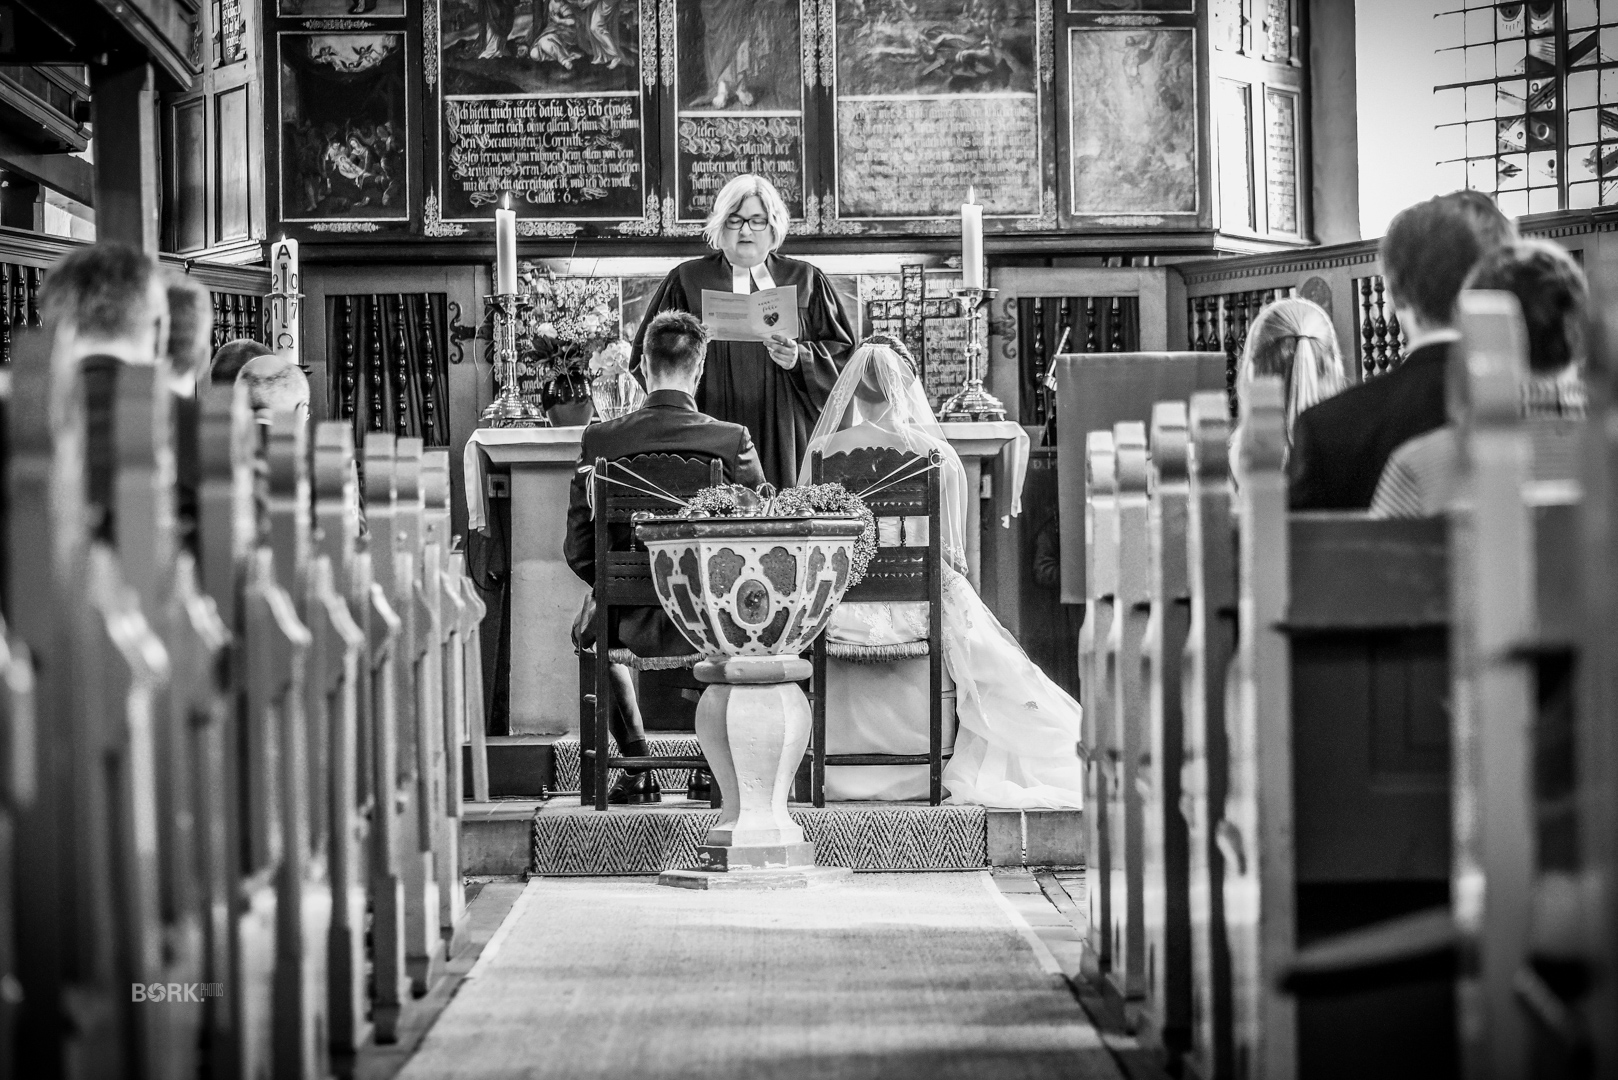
[[1053, 351, 1229, 603], [812, 446, 942, 606], [592, 453, 724, 609]]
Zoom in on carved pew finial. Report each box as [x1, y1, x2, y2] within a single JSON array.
[[1150, 401, 1189, 486]]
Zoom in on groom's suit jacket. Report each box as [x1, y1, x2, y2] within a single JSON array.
[[564, 388, 766, 657]]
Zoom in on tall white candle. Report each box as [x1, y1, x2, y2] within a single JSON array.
[[961, 188, 984, 290], [495, 207, 517, 295], [269, 237, 300, 370]]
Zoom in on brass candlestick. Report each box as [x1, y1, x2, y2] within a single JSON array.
[[939, 286, 1005, 422], [480, 291, 546, 427]]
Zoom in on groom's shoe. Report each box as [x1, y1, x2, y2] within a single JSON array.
[[608, 770, 661, 804], [687, 768, 715, 804]]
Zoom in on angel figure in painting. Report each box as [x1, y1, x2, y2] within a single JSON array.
[[799, 339, 1085, 808]]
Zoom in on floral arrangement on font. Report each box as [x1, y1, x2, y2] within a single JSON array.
[[677, 482, 878, 587]]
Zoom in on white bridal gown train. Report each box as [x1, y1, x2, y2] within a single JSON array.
[[801, 344, 1086, 809]]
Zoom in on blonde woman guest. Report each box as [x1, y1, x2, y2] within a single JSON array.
[[1236, 296, 1348, 448], [630, 173, 856, 488]]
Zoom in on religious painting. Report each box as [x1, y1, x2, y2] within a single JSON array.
[[435, 0, 653, 228], [278, 0, 405, 14], [671, 0, 807, 221], [278, 32, 409, 222], [1067, 28, 1197, 217], [832, 0, 1047, 223], [1265, 88, 1300, 234]]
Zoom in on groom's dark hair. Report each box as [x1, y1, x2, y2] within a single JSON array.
[[643, 310, 710, 380]]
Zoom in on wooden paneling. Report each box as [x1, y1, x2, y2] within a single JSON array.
[[171, 98, 207, 252], [215, 84, 252, 243]]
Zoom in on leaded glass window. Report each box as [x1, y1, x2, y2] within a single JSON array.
[[1433, 1, 1618, 215]]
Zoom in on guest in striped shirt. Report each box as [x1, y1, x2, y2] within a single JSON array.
[[1370, 238, 1587, 519]]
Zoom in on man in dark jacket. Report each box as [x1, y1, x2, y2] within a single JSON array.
[[563, 310, 765, 801], [1287, 190, 1515, 509]]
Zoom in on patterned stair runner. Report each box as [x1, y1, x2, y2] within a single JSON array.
[[531, 803, 988, 875], [551, 734, 704, 795]]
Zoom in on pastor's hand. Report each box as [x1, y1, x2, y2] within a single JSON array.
[[765, 333, 800, 369]]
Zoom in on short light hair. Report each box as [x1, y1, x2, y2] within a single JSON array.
[[702, 173, 790, 254], [642, 310, 709, 381], [239, 353, 310, 415], [40, 242, 165, 341]]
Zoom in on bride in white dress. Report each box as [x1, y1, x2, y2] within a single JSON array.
[[799, 341, 1086, 808]]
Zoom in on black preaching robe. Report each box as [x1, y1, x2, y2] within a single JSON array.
[[629, 251, 856, 488]]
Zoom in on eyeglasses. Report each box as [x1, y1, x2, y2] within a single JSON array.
[[724, 214, 771, 232]]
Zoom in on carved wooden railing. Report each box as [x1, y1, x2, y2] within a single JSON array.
[[1176, 207, 1618, 396], [1019, 294, 1140, 426], [0, 231, 272, 365]]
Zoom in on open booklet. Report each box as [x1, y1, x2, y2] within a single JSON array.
[[699, 285, 800, 343]]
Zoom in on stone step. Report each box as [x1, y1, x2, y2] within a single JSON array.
[[549, 733, 704, 795]]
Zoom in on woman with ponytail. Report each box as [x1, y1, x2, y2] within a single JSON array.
[[1236, 297, 1348, 449]]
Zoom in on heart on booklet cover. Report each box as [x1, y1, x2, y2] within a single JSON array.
[[763, 312, 780, 327]]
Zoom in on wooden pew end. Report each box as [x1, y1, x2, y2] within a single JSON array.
[[1279, 906, 1459, 997]]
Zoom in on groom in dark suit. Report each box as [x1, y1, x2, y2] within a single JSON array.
[[1287, 190, 1514, 509], [564, 310, 765, 801]]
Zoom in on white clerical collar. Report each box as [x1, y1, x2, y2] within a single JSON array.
[[1403, 327, 1460, 354], [731, 260, 776, 294]]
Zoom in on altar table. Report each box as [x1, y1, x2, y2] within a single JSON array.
[[465, 421, 1028, 736]]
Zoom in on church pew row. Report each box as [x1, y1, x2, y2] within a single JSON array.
[[4, 322, 486, 1078], [1065, 290, 1616, 1079]]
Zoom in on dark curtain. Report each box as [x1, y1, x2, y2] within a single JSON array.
[[327, 293, 450, 448]]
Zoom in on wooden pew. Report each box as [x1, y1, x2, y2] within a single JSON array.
[[0, 620, 31, 1080], [1445, 294, 1540, 1078], [365, 435, 444, 998], [423, 450, 469, 957], [198, 380, 278, 1079], [452, 554, 490, 805], [1081, 430, 1117, 976], [10, 325, 168, 1075], [1228, 376, 1454, 1079], [313, 422, 399, 1059], [1140, 401, 1192, 1063], [1106, 422, 1150, 1007], [1576, 274, 1618, 1079], [1181, 391, 1235, 1080], [114, 359, 236, 1080]]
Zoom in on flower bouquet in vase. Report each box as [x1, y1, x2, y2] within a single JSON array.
[[589, 339, 644, 420], [518, 267, 623, 426]]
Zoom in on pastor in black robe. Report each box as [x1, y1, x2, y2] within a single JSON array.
[[629, 251, 856, 488]]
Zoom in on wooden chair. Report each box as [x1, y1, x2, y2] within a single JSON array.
[[808, 447, 946, 807], [1140, 401, 1192, 1064], [583, 453, 723, 810], [1180, 391, 1236, 1080], [1106, 421, 1151, 1007], [1081, 430, 1117, 974]]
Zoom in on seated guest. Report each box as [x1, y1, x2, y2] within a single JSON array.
[[1371, 239, 1587, 518], [1235, 297, 1347, 450], [563, 310, 766, 803], [39, 243, 170, 541], [208, 338, 272, 385], [1287, 190, 1515, 509]]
